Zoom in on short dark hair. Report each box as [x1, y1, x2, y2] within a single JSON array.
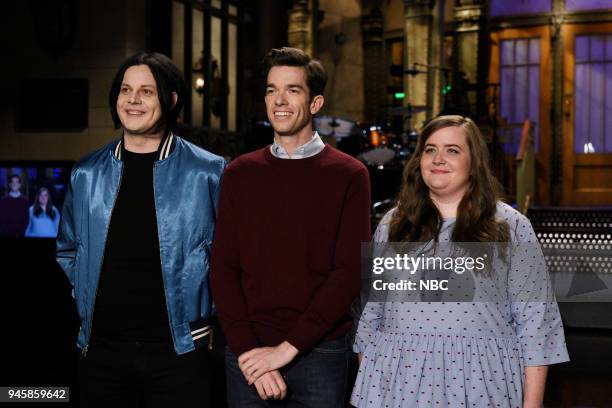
[[8, 174, 21, 184], [262, 47, 327, 99], [109, 52, 186, 130]]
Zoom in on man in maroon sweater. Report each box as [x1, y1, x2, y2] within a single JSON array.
[[211, 47, 371, 407], [0, 175, 29, 237]]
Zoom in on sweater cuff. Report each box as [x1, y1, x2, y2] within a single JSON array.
[[285, 332, 315, 354], [225, 324, 261, 356], [285, 317, 326, 353]]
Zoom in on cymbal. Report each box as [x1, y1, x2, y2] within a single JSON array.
[[314, 115, 358, 138]]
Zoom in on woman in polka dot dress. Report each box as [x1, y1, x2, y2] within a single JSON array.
[[351, 116, 569, 408]]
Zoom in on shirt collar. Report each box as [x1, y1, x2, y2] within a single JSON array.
[[114, 131, 175, 161], [270, 131, 325, 159]]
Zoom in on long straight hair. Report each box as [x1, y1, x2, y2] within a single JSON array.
[[389, 115, 510, 243], [33, 187, 55, 220]]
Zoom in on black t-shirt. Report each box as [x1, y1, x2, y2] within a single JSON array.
[[91, 149, 171, 343]]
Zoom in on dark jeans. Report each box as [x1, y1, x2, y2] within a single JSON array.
[[225, 336, 350, 408], [78, 339, 211, 408]]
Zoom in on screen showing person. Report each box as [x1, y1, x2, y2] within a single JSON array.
[[25, 187, 60, 238], [0, 174, 29, 237], [0, 163, 73, 238]]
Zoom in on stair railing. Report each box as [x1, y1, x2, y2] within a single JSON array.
[[516, 120, 535, 214]]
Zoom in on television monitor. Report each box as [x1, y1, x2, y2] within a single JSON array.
[[0, 161, 74, 239]]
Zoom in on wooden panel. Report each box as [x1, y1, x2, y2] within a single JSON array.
[[574, 166, 612, 189], [574, 154, 612, 165]]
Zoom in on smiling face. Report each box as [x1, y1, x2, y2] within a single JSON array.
[[8, 176, 21, 193], [420, 126, 472, 199], [265, 66, 323, 139], [116, 65, 162, 136]]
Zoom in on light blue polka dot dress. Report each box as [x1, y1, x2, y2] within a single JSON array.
[[351, 202, 569, 408]]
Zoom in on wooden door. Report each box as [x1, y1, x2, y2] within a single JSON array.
[[490, 26, 552, 205], [562, 23, 612, 205]]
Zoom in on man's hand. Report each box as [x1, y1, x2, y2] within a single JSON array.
[[239, 341, 299, 385], [253, 370, 287, 400]]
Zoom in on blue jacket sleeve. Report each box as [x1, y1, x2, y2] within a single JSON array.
[[206, 157, 226, 318], [53, 207, 60, 237], [56, 174, 77, 293]]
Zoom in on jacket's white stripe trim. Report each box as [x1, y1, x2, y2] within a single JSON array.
[[192, 330, 211, 341], [163, 133, 174, 159], [191, 325, 211, 335], [168, 133, 174, 157], [158, 135, 170, 160], [114, 141, 122, 159]]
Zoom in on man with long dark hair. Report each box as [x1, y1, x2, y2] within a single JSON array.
[[56, 52, 224, 407], [211, 47, 371, 407]]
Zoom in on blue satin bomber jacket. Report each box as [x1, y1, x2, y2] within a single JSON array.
[[56, 134, 225, 355]]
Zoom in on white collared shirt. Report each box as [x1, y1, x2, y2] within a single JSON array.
[[270, 132, 325, 159]]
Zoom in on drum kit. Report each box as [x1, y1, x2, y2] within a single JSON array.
[[364, 104, 430, 168], [314, 104, 431, 213], [314, 104, 430, 168]]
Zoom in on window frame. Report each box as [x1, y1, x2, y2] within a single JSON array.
[[171, 0, 243, 131]]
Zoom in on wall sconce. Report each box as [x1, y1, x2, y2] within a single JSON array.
[[193, 50, 205, 95], [195, 77, 205, 95]]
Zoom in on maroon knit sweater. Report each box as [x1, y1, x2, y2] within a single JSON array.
[[0, 195, 29, 237], [211, 145, 371, 356]]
